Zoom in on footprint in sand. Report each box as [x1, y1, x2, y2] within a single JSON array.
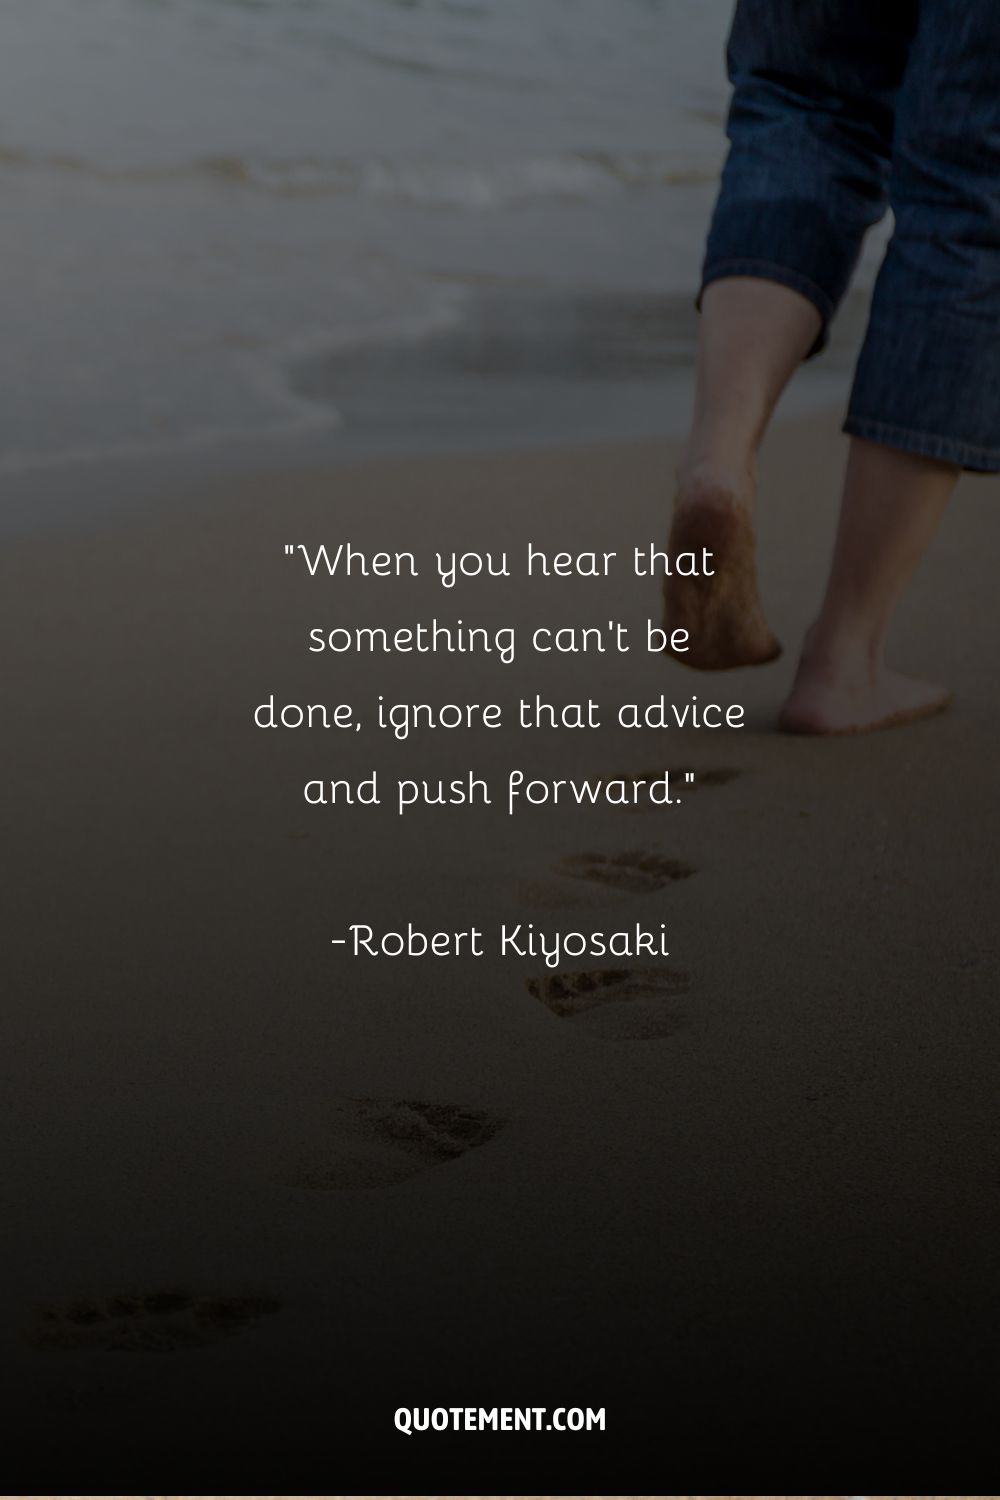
[[555, 848, 696, 893], [281, 1098, 507, 1191], [527, 966, 691, 1040], [515, 847, 696, 910], [25, 1291, 280, 1353]]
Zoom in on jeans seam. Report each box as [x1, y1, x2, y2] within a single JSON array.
[[844, 415, 1000, 471]]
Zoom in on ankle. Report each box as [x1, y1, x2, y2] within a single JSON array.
[[799, 620, 884, 682], [676, 450, 757, 513]]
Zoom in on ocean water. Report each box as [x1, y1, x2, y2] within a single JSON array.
[[0, 0, 866, 472]]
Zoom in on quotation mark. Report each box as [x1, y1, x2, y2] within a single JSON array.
[[284, 544, 295, 556]]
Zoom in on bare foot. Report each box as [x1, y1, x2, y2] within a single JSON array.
[[663, 468, 781, 671], [779, 640, 952, 735]]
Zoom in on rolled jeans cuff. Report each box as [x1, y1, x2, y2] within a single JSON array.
[[842, 416, 1000, 472], [847, 308, 1000, 473], [699, 197, 866, 357]]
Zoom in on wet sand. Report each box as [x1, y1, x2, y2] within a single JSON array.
[[3, 412, 1000, 1487]]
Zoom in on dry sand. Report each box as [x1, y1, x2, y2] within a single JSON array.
[[3, 413, 999, 1484]]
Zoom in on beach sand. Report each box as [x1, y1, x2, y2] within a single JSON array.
[[3, 411, 1000, 1486]]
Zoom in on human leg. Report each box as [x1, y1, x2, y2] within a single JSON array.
[[666, 0, 914, 669], [779, 439, 956, 733], [781, 0, 1000, 731]]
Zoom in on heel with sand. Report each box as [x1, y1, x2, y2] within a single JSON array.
[[662, 501, 782, 671]]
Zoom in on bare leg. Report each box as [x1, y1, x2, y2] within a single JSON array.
[[779, 438, 957, 734], [664, 277, 822, 669]]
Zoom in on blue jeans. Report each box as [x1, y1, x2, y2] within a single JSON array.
[[704, 0, 1000, 471]]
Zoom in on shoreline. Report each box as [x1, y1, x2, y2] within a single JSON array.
[[0, 275, 873, 513], [0, 384, 850, 545]]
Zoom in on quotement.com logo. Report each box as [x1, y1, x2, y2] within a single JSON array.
[[395, 1406, 606, 1436]]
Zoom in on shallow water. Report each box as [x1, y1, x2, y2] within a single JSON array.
[[0, 0, 872, 472]]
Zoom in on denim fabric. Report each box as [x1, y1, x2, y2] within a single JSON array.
[[703, 0, 1000, 471]]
